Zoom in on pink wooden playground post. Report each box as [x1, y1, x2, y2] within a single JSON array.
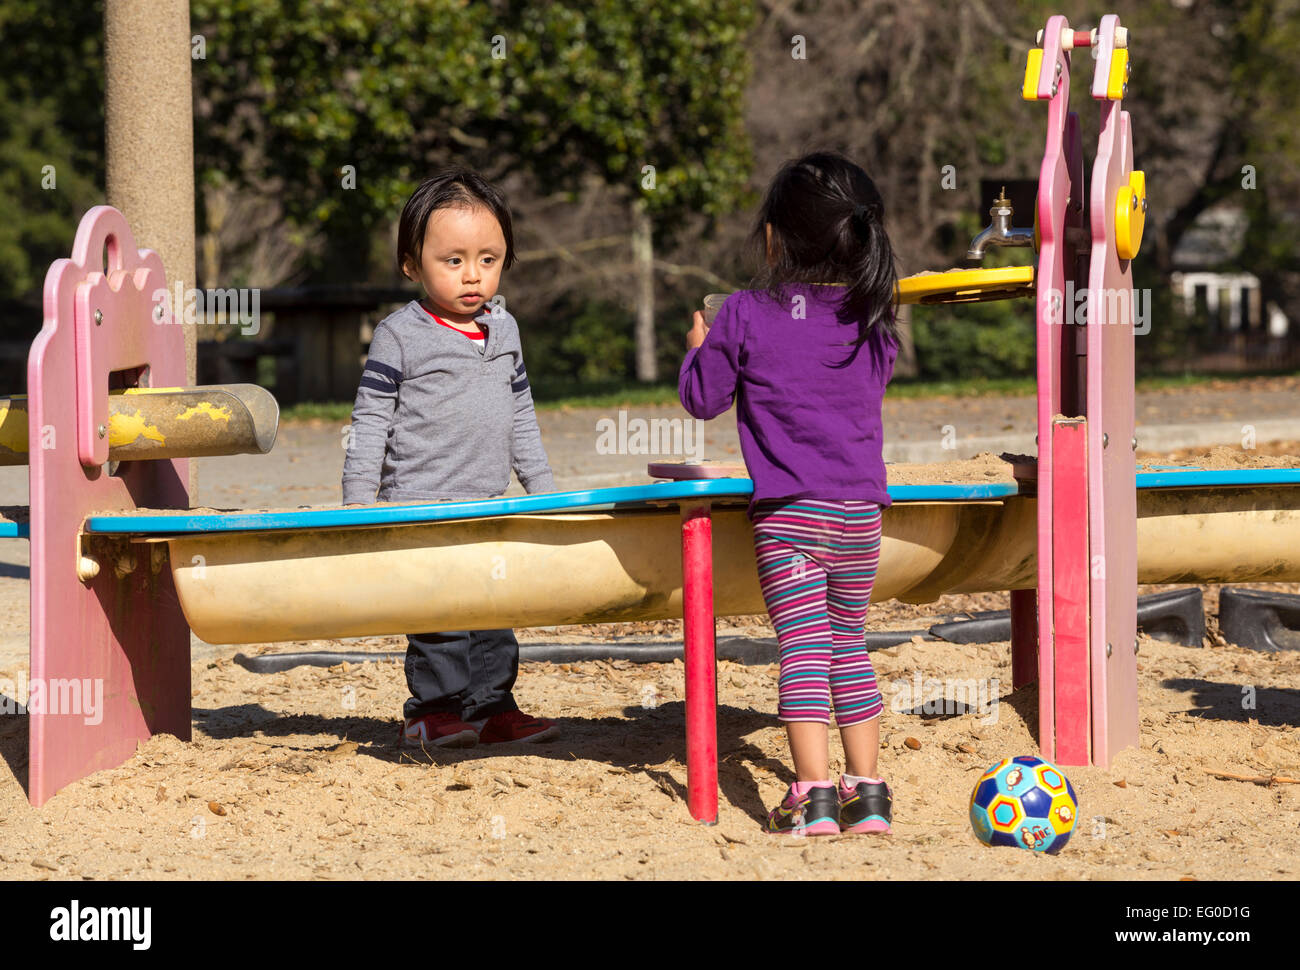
[[1016, 13, 1141, 769], [28, 206, 192, 805]]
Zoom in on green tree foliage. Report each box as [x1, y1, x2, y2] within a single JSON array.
[[910, 298, 1036, 381], [0, 80, 103, 304], [190, 0, 753, 274], [3, 0, 1297, 386], [0, 1, 104, 303]]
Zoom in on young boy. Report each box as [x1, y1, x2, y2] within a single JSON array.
[[342, 169, 558, 748]]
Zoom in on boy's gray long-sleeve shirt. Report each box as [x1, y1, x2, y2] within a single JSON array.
[[342, 300, 555, 505]]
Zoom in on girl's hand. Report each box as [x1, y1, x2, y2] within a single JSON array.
[[686, 310, 711, 351]]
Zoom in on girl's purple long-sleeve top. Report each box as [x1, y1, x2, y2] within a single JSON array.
[[678, 284, 897, 518]]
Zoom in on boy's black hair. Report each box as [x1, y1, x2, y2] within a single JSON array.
[[747, 151, 899, 360], [396, 169, 516, 279]]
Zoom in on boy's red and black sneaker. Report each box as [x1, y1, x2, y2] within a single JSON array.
[[472, 709, 559, 744], [401, 711, 479, 748]]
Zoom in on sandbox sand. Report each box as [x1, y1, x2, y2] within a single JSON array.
[[1137, 443, 1300, 471], [886, 452, 1023, 486], [1, 590, 1296, 881], [2, 447, 1299, 880]]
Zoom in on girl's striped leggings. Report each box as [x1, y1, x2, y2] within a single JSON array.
[[750, 498, 884, 727]]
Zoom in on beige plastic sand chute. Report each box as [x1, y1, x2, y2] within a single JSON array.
[[0, 384, 277, 464], [145, 485, 1300, 645]]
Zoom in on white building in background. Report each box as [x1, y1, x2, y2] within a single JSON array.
[[1169, 271, 1289, 337], [1170, 206, 1290, 338]]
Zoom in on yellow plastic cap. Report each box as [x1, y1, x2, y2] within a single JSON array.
[[1023, 48, 1044, 101], [1115, 170, 1146, 260], [1106, 49, 1130, 100]]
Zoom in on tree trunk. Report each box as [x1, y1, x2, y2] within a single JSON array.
[[632, 200, 657, 382], [893, 302, 918, 378], [105, 0, 197, 498]]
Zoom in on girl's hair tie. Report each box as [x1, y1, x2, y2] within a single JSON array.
[[853, 202, 879, 224]]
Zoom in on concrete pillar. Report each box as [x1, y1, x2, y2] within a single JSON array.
[[104, 0, 197, 498]]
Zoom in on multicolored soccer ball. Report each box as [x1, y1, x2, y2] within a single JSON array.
[[969, 756, 1078, 853]]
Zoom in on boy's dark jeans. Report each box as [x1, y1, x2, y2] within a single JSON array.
[[402, 629, 521, 722]]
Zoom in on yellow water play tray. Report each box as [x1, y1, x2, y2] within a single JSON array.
[[897, 266, 1035, 305]]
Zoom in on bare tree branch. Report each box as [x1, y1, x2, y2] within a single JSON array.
[[515, 235, 629, 263], [651, 260, 742, 291]]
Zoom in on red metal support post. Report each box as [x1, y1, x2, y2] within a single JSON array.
[[680, 498, 718, 824]]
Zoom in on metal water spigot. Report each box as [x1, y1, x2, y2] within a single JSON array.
[[966, 187, 1036, 261]]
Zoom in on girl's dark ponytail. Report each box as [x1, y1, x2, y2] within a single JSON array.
[[749, 151, 900, 364], [843, 198, 899, 348]]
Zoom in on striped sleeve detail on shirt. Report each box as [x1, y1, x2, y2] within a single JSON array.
[[358, 359, 403, 395], [511, 361, 530, 393]]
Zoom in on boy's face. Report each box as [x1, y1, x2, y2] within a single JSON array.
[[403, 205, 507, 323]]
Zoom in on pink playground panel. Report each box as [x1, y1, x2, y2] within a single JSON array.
[[28, 206, 192, 805], [1023, 12, 1080, 758], [1085, 15, 1141, 764], [1021, 13, 1140, 769]]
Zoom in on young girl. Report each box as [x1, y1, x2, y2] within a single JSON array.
[[343, 169, 558, 748], [678, 151, 899, 836]]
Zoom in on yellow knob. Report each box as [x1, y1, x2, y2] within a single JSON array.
[[1115, 170, 1146, 260], [1106, 49, 1130, 100], [1023, 48, 1044, 101]]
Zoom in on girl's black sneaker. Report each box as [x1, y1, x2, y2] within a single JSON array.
[[838, 776, 892, 834], [764, 783, 841, 836]]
